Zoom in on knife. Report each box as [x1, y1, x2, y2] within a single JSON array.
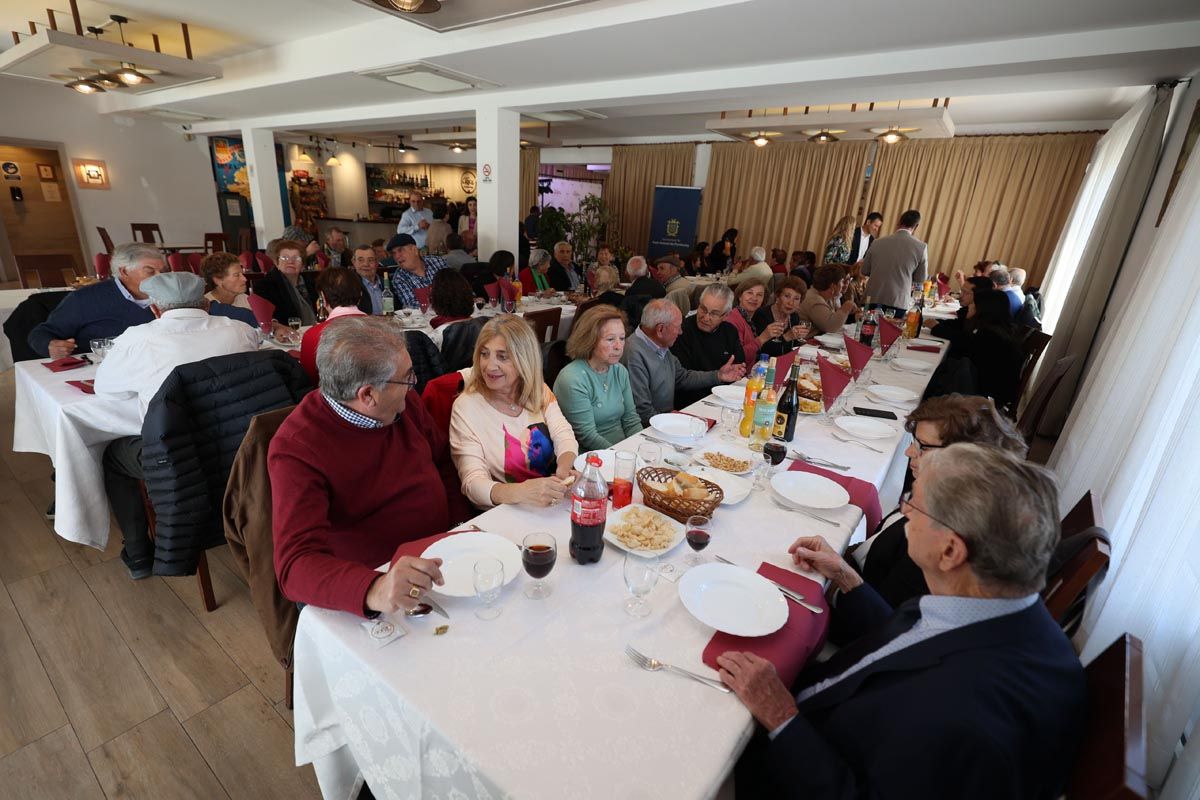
[[714, 556, 824, 614], [423, 596, 451, 619]]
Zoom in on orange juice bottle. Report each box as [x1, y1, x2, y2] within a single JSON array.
[[739, 355, 768, 437]]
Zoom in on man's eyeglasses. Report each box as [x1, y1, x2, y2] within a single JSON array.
[[696, 305, 729, 319], [277, 255, 303, 264], [385, 374, 419, 390], [900, 496, 960, 537]]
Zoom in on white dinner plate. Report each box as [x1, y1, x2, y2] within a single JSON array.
[[573, 450, 644, 484], [867, 384, 918, 404], [691, 466, 752, 505], [892, 357, 931, 373], [421, 532, 523, 598], [649, 413, 707, 442], [603, 504, 686, 557], [710, 384, 747, 408], [770, 471, 850, 510], [795, 344, 821, 361], [816, 333, 844, 350], [835, 415, 896, 440], [678, 563, 789, 637], [693, 444, 756, 475]]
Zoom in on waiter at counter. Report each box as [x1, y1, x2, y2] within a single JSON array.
[[396, 191, 433, 251]]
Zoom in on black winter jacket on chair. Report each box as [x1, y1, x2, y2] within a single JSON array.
[[140, 350, 312, 576]]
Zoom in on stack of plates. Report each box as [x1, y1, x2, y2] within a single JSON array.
[[891, 357, 931, 373], [710, 384, 746, 408], [649, 413, 708, 443], [816, 334, 844, 349]]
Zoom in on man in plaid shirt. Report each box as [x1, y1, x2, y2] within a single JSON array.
[[387, 233, 449, 308]]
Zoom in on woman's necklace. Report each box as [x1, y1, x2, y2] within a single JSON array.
[[490, 391, 521, 415], [588, 361, 611, 392]]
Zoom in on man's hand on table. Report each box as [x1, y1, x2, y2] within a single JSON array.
[[48, 338, 77, 359], [788, 536, 863, 593], [716, 652, 798, 731], [365, 555, 444, 614]]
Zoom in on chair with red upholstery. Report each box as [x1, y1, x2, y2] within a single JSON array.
[[94, 252, 112, 279], [421, 371, 466, 441], [167, 252, 189, 272], [313, 252, 330, 270], [239, 251, 257, 272], [187, 252, 204, 274], [256, 252, 276, 272]]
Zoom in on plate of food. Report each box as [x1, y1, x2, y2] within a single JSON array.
[[604, 504, 686, 556], [694, 445, 755, 475], [690, 466, 752, 505], [678, 563, 788, 637], [421, 532, 523, 597]]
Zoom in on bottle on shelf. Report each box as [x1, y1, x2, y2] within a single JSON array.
[[751, 360, 779, 452], [381, 272, 395, 316], [774, 360, 802, 442], [739, 355, 769, 437], [859, 297, 878, 347]]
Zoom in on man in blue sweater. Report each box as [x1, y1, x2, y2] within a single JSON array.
[[28, 242, 258, 358]]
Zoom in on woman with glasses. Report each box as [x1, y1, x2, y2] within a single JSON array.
[[788, 394, 1026, 628], [450, 315, 580, 509], [253, 239, 319, 326], [752, 276, 812, 358]]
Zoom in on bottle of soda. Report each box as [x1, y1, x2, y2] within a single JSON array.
[[570, 454, 608, 564], [859, 297, 878, 347], [381, 272, 395, 316], [739, 355, 769, 437], [751, 360, 778, 451]]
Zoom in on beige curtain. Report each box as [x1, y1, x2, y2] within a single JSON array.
[[700, 141, 871, 258], [608, 143, 696, 254], [519, 147, 540, 219], [866, 133, 1098, 285]]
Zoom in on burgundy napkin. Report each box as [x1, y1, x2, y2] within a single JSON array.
[[773, 351, 797, 389], [498, 279, 518, 303], [66, 379, 95, 394], [44, 356, 88, 372], [483, 282, 501, 301], [247, 292, 276, 329], [585, 270, 597, 291], [676, 410, 717, 431], [842, 335, 873, 379], [907, 344, 940, 353], [936, 275, 951, 298], [702, 563, 830, 687], [413, 286, 432, 306], [390, 530, 457, 567], [788, 460, 883, 533], [817, 356, 850, 411], [878, 318, 902, 355]]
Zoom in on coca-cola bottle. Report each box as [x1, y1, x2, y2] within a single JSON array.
[[569, 454, 608, 564]]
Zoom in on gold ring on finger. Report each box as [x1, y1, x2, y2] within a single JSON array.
[[408, 585, 421, 599]]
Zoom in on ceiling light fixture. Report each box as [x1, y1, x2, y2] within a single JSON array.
[[809, 130, 838, 143], [385, 0, 441, 12], [752, 135, 769, 147], [114, 63, 153, 86], [326, 155, 340, 166], [451, 145, 464, 154], [875, 128, 909, 144], [396, 135, 417, 152], [65, 78, 104, 94], [297, 149, 314, 163]]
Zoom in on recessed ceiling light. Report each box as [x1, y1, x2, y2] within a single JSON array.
[[526, 109, 607, 123], [362, 62, 493, 94]]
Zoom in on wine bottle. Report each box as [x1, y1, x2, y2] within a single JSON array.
[[774, 360, 801, 441], [381, 272, 395, 315]]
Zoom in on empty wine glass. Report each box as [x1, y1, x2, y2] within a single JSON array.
[[720, 406, 741, 441], [637, 442, 661, 468], [473, 558, 504, 620], [623, 550, 660, 617]]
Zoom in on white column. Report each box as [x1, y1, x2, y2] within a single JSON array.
[[241, 127, 286, 247], [474, 107, 520, 258]]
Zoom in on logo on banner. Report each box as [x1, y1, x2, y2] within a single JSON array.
[[665, 217, 680, 238]]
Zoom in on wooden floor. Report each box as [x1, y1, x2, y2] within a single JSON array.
[[0, 370, 321, 799]]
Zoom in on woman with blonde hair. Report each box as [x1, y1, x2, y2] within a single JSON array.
[[450, 315, 579, 508], [822, 215, 857, 265], [553, 305, 642, 450]]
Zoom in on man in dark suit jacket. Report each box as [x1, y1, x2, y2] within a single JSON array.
[[718, 444, 1085, 800], [849, 210, 884, 265], [621, 255, 666, 328]]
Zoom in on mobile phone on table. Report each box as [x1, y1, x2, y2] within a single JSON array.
[[853, 406, 898, 420]]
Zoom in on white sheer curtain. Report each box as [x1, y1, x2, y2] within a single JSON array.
[[1050, 136, 1200, 791]]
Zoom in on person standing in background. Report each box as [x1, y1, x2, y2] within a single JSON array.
[[849, 211, 884, 266], [425, 204, 453, 256], [457, 196, 479, 235], [396, 191, 433, 250], [860, 209, 929, 315]]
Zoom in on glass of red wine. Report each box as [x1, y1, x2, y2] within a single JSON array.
[[522, 532, 557, 599], [685, 515, 711, 566]]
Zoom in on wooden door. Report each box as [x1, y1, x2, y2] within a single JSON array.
[[0, 145, 85, 283]]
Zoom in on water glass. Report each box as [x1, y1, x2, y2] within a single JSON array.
[[473, 558, 504, 620], [720, 406, 742, 441], [637, 442, 661, 467], [287, 317, 302, 333], [623, 550, 660, 617], [89, 339, 107, 363]]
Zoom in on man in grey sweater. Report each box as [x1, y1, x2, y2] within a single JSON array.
[[623, 299, 746, 426], [861, 209, 929, 314]]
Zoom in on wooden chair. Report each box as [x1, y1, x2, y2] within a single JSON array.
[[1066, 634, 1147, 799], [1061, 490, 1102, 539], [130, 223, 164, 245], [93, 253, 112, 280], [1043, 524, 1110, 637], [17, 254, 80, 288], [524, 306, 562, 344], [1010, 329, 1053, 417], [204, 232, 228, 253], [97, 226, 115, 254], [139, 481, 217, 612], [167, 252, 189, 273], [1018, 353, 1078, 446], [237, 227, 256, 254]]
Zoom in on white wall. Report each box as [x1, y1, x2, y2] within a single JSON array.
[[0, 76, 220, 272]]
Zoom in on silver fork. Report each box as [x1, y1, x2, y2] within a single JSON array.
[[624, 645, 730, 693], [830, 432, 884, 453], [767, 493, 843, 527], [788, 450, 850, 471], [642, 435, 695, 453]]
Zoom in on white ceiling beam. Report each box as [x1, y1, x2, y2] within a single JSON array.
[[181, 20, 1200, 136]]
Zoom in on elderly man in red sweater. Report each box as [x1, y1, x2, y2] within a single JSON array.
[[270, 316, 472, 616]]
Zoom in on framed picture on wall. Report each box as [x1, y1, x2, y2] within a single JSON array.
[[72, 159, 110, 189], [36, 163, 55, 181]]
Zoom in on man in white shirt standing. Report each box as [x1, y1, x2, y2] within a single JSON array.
[[95, 272, 261, 579], [396, 190, 433, 251]]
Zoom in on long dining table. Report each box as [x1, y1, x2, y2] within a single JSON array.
[[290, 332, 949, 800]]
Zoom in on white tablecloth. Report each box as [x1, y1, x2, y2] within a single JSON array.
[[12, 359, 141, 548], [922, 300, 961, 321], [0, 288, 42, 372], [292, 338, 947, 799]]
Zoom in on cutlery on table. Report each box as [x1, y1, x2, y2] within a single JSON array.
[[768, 494, 843, 527], [624, 645, 730, 693], [642, 435, 695, 453], [422, 596, 450, 619], [830, 432, 884, 453], [713, 555, 824, 614], [788, 451, 850, 471]]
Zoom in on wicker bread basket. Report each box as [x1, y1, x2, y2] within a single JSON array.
[[635, 466, 724, 522]]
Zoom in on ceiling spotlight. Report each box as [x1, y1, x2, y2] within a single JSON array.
[[752, 135, 769, 147], [809, 130, 838, 143], [93, 73, 124, 89], [297, 150, 314, 163], [451, 145, 464, 154], [326, 155, 341, 166], [114, 63, 153, 86], [65, 78, 104, 94], [876, 129, 908, 144], [386, 0, 442, 12], [396, 136, 417, 152]]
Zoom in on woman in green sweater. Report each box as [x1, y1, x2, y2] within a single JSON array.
[[553, 304, 643, 450]]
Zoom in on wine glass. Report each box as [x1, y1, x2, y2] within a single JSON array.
[[288, 317, 301, 333], [720, 406, 741, 441], [473, 558, 504, 620], [418, 298, 430, 317], [522, 532, 556, 599], [763, 441, 788, 481], [623, 550, 660, 617], [684, 515, 710, 566], [488, 294, 499, 311], [637, 442, 661, 468]]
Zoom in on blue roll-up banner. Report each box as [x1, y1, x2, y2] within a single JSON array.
[[647, 185, 702, 260]]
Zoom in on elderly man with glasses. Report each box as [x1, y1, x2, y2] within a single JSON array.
[[718, 443, 1085, 800], [270, 317, 472, 616], [669, 283, 746, 408]]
